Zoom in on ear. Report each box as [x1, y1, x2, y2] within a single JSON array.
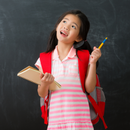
[[75, 36, 83, 42]]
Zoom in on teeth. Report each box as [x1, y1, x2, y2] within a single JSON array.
[[63, 32, 66, 35], [61, 31, 67, 36]]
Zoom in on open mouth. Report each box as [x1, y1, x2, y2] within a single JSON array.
[[60, 31, 68, 36]]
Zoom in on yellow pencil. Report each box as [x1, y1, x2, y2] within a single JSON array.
[[98, 37, 108, 49]]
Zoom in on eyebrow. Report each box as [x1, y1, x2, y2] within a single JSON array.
[[63, 18, 79, 28]]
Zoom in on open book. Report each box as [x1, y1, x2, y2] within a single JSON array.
[[17, 66, 61, 91]]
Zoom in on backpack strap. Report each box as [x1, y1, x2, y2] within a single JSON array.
[[40, 52, 52, 74], [87, 75, 108, 129], [87, 94, 107, 129], [77, 50, 89, 92], [40, 52, 52, 124]]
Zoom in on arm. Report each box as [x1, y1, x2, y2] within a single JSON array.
[[37, 67, 54, 98], [85, 47, 101, 93]]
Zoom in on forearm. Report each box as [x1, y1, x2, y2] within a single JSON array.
[[37, 84, 49, 98], [85, 46, 101, 93], [85, 63, 96, 93]]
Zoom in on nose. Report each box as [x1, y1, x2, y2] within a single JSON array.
[[64, 25, 69, 30]]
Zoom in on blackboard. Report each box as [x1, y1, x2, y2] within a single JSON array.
[[0, 0, 130, 130]]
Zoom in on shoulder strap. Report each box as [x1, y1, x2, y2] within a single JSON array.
[[77, 50, 89, 92], [39, 52, 52, 125], [40, 52, 52, 74]]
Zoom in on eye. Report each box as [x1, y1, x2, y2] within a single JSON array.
[[63, 20, 66, 23], [72, 25, 76, 29]]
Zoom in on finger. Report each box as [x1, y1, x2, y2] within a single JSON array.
[[44, 73, 50, 80], [93, 46, 97, 50], [92, 48, 99, 56], [40, 73, 44, 79], [48, 75, 53, 82], [45, 73, 54, 82], [41, 73, 47, 81], [50, 74, 54, 81], [93, 48, 101, 55]]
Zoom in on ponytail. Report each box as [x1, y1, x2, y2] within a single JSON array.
[[75, 40, 99, 69], [46, 29, 58, 53]]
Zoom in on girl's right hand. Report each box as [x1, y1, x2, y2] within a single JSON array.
[[40, 72, 54, 87]]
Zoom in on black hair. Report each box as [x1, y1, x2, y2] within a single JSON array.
[[45, 10, 99, 68]]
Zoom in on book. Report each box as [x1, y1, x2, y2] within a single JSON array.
[[17, 66, 61, 91]]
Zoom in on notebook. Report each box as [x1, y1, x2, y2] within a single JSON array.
[[17, 66, 61, 91]]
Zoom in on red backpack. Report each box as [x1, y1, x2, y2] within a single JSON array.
[[39, 50, 107, 129]]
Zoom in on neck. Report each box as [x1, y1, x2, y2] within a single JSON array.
[[57, 42, 73, 61]]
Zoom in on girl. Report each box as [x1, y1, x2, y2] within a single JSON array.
[[35, 10, 101, 130]]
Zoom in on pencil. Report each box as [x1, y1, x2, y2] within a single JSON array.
[[98, 37, 108, 49]]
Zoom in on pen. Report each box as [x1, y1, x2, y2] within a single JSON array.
[[98, 37, 108, 49]]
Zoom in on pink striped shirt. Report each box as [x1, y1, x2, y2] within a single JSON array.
[[35, 46, 93, 130]]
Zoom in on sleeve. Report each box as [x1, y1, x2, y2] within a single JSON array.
[[35, 58, 42, 69]]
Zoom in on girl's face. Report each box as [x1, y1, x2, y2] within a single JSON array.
[[56, 14, 82, 45]]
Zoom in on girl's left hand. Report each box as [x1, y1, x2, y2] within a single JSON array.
[[90, 46, 101, 64]]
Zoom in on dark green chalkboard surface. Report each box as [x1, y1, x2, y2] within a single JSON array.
[[0, 0, 130, 130]]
